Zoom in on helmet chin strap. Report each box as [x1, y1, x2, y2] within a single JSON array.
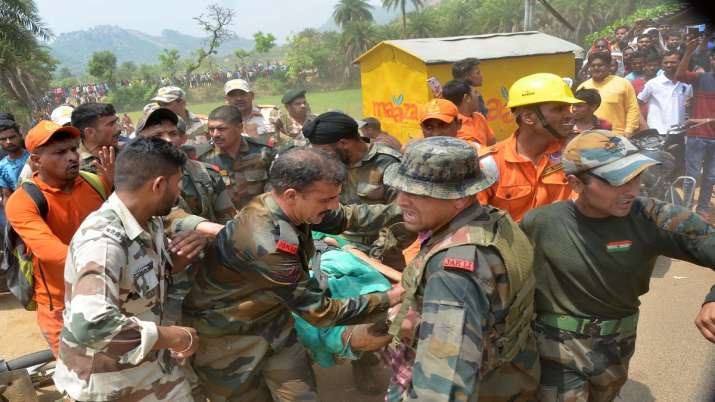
[[532, 105, 564, 139]]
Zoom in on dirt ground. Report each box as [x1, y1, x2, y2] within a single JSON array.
[[2, 258, 714, 402]]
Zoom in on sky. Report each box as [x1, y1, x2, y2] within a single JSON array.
[[36, 0, 384, 43]]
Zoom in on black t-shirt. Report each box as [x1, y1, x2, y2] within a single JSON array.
[[521, 198, 715, 319]]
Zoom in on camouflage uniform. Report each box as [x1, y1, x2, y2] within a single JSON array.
[[182, 193, 403, 401], [339, 143, 401, 247], [184, 110, 208, 145], [244, 106, 277, 146], [272, 109, 315, 148], [197, 134, 275, 210], [519, 131, 715, 402], [78, 140, 99, 174], [163, 159, 238, 326], [54, 193, 193, 402], [384, 137, 540, 402]]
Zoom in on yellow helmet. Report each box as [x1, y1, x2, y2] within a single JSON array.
[[506, 73, 583, 109]]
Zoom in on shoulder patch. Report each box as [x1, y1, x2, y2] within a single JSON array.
[[478, 145, 498, 158], [442, 245, 477, 272], [102, 224, 125, 243], [244, 134, 274, 148], [193, 142, 214, 158], [203, 162, 220, 173], [541, 162, 564, 178], [373, 143, 402, 160], [275, 220, 300, 255]]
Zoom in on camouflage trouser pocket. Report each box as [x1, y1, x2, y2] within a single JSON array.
[[534, 322, 636, 402]]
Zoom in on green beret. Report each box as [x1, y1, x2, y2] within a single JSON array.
[[282, 89, 307, 105]]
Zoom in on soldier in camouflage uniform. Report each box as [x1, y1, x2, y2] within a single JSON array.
[[224, 79, 277, 145], [303, 111, 405, 394], [136, 106, 237, 326], [520, 131, 715, 402], [152, 86, 208, 145], [182, 147, 406, 401], [53, 138, 208, 402], [383, 136, 541, 402], [304, 111, 402, 237], [272, 89, 315, 148], [71, 102, 121, 174], [197, 105, 276, 210]]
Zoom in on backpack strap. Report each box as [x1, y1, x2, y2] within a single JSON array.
[[21, 181, 48, 220], [78, 171, 108, 200]]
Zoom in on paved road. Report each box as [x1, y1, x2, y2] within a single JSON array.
[[2, 258, 714, 401]]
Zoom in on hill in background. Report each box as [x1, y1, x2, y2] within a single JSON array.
[[50, 25, 253, 74]]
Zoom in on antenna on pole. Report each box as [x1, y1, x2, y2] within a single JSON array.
[[524, 0, 536, 30]]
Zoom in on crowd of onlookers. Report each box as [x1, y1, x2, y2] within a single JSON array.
[[570, 18, 715, 219], [37, 62, 289, 116]]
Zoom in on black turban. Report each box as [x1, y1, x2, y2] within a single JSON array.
[[302, 111, 365, 145]]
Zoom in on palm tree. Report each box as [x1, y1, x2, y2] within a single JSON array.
[[0, 0, 51, 44], [406, 9, 437, 38], [382, 0, 424, 31], [333, 0, 374, 29], [339, 20, 378, 80], [0, 0, 54, 122]]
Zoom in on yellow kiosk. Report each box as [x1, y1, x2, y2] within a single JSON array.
[[354, 31, 584, 143]]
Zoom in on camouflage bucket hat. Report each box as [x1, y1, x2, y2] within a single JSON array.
[[384, 137, 495, 199], [563, 130, 660, 186]]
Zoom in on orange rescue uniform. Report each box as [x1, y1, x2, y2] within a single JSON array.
[[477, 131, 571, 222], [457, 112, 495, 146]]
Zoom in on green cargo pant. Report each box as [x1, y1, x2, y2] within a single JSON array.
[[534, 321, 637, 402], [191, 332, 318, 402]]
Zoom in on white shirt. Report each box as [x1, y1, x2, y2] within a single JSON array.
[[637, 74, 692, 134]]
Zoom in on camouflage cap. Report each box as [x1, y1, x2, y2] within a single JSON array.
[[384, 137, 495, 200], [151, 86, 185, 103], [135, 105, 178, 134], [224, 79, 251, 95], [563, 130, 660, 186]]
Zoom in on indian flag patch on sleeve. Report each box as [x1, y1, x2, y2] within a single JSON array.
[[607, 240, 632, 253]]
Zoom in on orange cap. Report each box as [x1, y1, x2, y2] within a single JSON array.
[[25, 120, 80, 153], [419, 99, 459, 124]]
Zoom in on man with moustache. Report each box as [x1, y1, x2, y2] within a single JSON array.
[[223, 79, 275, 145], [5, 120, 112, 355], [71, 102, 120, 174], [198, 105, 275, 209], [183, 147, 405, 401], [521, 131, 715, 402]]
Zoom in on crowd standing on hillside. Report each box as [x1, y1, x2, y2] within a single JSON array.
[[1, 16, 715, 402]]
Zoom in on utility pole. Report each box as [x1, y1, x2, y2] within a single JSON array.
[[524, 0, 536, 31]]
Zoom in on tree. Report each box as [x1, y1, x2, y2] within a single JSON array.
[[158, 48, 181, 81], [58, 66, 73, 79], [339, 20, 378, 80], [406, 9, 437, 38], [285, 29, 341, 84], [183, 4, 235, 83], [382, 0, 424, 31], [116, 61, 137, 81], [234, 48, 250, 64], [333, 0, 374, 29], [0, 0, 56, 122], [87, 51, 117, 84], [253, 31, 276, 55]]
